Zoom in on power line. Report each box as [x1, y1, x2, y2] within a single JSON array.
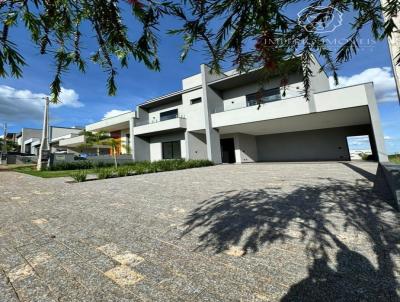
[[0, 96, 46, 100]]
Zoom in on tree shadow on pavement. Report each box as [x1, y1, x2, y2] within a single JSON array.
[[181, 178, 400, 301]]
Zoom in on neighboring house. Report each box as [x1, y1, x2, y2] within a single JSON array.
[[17, 128, 42, 154], [59, 112, 135, 156], [60, 57, 388, 163], [350, 150, 373, 160], [49, 126, 83, 154], [18, 127, 83, 155]]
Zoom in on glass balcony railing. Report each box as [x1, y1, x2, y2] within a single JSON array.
[[213, 93, 305, 113]]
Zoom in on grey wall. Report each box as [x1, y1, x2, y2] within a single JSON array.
[[20, 128, 42, 153], [186, 132, 208, 160], [256, 125, 372, 162], [134, 136, 150, 161], [50, 127, 82, 140], [235, 133, 258, 163]]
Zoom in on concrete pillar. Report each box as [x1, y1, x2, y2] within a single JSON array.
[[134, 136, 150, 161], [381, 0, 400, 102], [201, 64, 222, 164], [186, 131, 208, 160], [129, 117, 135, 161], [365, 83, 389, 162]]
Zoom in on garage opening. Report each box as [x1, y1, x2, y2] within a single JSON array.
[[220, 138, 236, 163], [346, 135, 373, 161]]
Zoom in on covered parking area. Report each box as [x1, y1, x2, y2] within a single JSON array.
[[217, 105, 384, 163]]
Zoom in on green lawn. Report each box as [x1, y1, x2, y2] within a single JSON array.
[[12, 166, 95, 178], [389, 154, 400, 164]]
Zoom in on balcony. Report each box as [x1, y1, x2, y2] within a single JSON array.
[[212, 95, 308, 128], [134, 117, 187, 136], [211, 83, 372, 129]]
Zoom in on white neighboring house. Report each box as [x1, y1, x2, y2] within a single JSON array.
[[350, 150, 373, 160], [17, 128, 42, 154], [18, 127, 83, 155], [60, 57, 388, 163], [59, 111, 135, 156]]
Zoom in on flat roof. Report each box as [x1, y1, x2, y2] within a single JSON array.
[[138, 85, 202, 110], [137, 57, 308, 109]]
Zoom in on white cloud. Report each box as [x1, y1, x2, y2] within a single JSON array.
[[54, 87, 84, 108], [103, 109, 131, 119], [329, 67, 398, 102], [0, 85, 84, 123], [347, 135, 370, 146]]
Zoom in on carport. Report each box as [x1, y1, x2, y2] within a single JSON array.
[[218, 105, 382, 163]]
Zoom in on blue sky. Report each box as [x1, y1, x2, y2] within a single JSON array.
[[0, 2, 399, 153]]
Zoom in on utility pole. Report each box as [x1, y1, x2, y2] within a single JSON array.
[[2, 122, 7, 154], [381, 0, 400, 103], [0, 123, 7, 165], [37, 97, 50, 171]]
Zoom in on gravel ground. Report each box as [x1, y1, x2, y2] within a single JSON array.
[[0, 162, 399, 301]]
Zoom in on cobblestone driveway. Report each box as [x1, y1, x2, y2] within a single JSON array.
[[0, 162, 399, 301]]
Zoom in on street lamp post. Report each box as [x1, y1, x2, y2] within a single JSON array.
[[36, 97, 50, 171], [0, 123, 7, 165]]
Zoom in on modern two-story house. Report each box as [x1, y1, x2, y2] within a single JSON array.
[[60, 57, 388, 164], [59, 111, 135, 156]]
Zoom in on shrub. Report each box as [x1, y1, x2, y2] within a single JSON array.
[[97, 168, 114, 179], [389, 154, 400, 164], [132, 163, 146, 175], [92, 159, 213, 180], [116, 166, 131, 177], [71, 170, 87, 182], [49, 160, 132, 171], [49, 161, 94, 171]]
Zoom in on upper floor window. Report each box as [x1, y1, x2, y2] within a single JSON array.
[[246, 88, 281, 107], [160, 109, 178, 121], [190, 97, 202, 105]]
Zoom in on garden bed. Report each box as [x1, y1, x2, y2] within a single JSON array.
[[14, 159, 214, 181]]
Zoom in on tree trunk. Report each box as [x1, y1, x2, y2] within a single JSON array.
[[113, 147, 118, 168]]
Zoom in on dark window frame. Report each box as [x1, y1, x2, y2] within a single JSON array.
[[190, 97, 202, 105], [162, 141, 181, 159], [160, 109, 178, 121], [246, 88, 281, 107]]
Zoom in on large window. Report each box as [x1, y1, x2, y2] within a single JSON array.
[[160, 109, 178, 121], [246, 88, 281, 107], [162, 141, 181, 159]]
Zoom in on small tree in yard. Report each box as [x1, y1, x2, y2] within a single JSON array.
[[79, 130, 110, 156], [79, 131, 120, 168], [100, 137, 120, 168], [0, 138, 17, 152]]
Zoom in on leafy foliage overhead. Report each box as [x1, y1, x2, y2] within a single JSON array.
[[170, 0, 400, 100], [0, 0, 169, 101], [0, 0, 399, 102]]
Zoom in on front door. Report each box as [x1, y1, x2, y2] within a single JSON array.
[[220, 138, 236, 163]]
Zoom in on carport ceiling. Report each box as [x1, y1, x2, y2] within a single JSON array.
[[88, 122, 129, 132], [218, 106, 371, 136]]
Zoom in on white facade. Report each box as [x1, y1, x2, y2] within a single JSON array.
[[60, 58, 389, 163], [60, 112, 135, 156]]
